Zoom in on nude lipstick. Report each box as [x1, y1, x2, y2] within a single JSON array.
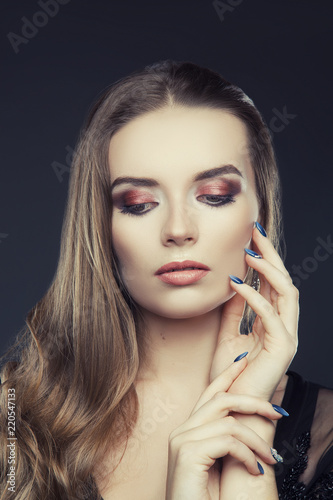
[[155, 260, 210, 286]]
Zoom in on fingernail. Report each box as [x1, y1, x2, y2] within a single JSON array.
[[229, 275, 243, 284], [257, 461, 265, 474], [244, 248, 262, 259], [272, 404, 289, 417], [270, 447, 284, 463], [234, 351, 248, 362], [255, 221, 267, 237]]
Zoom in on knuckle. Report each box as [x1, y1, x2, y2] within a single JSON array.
[[262, 301, 278, 317], [226, 435, 239, 452], [284, 274, 294, 287], [285, 278, 299, 298], [177, 441, 195, 462], [293, 285, 300, 300], [213, 390, 226, 400], [224, 415, 236, 427]]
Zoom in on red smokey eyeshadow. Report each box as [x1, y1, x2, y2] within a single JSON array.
[[114, 189, 156, 205], [196, 179, 241, 196]]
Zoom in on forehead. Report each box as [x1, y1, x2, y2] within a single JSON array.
[[108, 106, 254, 186]]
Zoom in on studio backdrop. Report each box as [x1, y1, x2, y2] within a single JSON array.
[[1, 0, 332, 386]]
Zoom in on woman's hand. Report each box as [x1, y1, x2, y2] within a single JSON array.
[[166, 357, 284, 500], [210, 222, 299, 400]]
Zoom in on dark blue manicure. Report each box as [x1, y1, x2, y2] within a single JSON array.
[[244, 248, 262, 259], [255, 221, 267, 237], [257, 461, 265, 474], [234, 351, 248, 362], [229, 275, 243, 284], [272, 404, 289, 417]]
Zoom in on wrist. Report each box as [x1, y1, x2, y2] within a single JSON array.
[[221, 455, 278, 499]]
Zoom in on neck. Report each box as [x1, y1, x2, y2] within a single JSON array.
[[137, 306, 223, 390]]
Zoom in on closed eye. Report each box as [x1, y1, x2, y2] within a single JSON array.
[[119, 195, 235, 215], [120, 202, 159, 216], [197, 194, 236, 207]]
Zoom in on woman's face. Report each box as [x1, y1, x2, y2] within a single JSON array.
[[109, 106, 259, 319]]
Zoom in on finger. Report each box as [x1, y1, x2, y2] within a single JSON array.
[[229, 280, 297, 357], [241, 257, 299, 337], [252, 224, 288, 277], [251, 265, 277, 313], [186, 393, 283, 430], [231, 282, 296, 346], [173, 416, 278, 466], [251, 223, 291, 315], [191, 357, 248, 413], [172, 434, 270, 476]]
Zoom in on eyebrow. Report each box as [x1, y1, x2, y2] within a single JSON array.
[[110, 164, 243, 192]]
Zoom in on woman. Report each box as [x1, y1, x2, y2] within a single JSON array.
[[1, 60, 333, 499]]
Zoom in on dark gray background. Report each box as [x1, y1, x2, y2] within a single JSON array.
[[1, 0, 332, 386]]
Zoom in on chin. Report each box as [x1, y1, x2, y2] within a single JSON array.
[[136, 289, 237, 320]]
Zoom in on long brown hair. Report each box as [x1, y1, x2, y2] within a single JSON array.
[[0, 60, 283, 499]]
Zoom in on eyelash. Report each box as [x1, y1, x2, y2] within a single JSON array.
[[119, 195, 236, 216]]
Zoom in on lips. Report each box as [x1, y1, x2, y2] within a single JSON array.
[[155, 260, 210, 274]]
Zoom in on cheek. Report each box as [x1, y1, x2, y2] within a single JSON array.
[[223, 217, 253, 250], [224, 204, 257, 276], [203, 202, 256, 276], [206, 201, 255, 248]]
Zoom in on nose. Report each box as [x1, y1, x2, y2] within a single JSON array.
[[161, 204, 199, 247]]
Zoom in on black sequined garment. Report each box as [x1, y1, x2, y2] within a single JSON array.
[[274, 371, 333, 499]]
